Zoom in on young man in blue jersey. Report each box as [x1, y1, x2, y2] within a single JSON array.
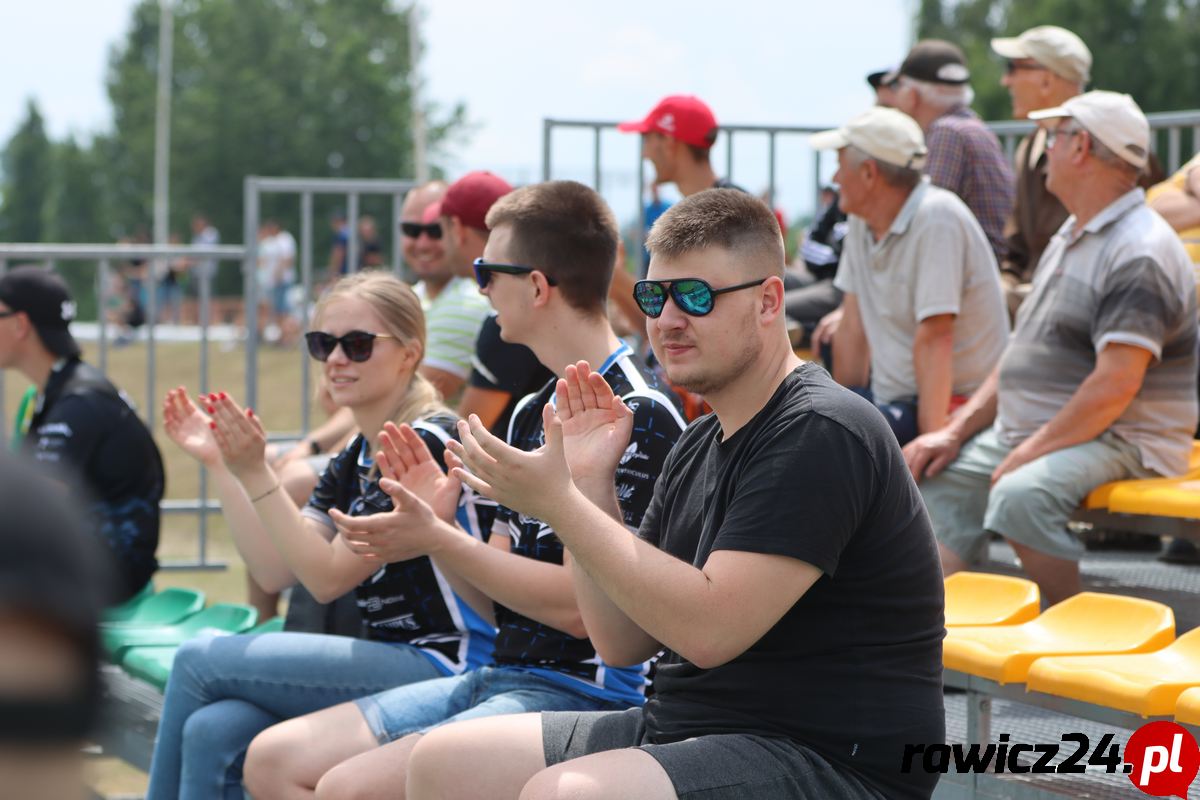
[[243, 180, 687, 799]]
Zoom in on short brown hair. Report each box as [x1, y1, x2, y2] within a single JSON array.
[[485, 181, 618, 314], [646, 189, 784, 276]]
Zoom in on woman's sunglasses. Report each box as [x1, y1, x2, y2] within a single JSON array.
[[472, 258, 558, 290], [633, 278, 767, 318], [304, 330, 396, 363], [399, 221, 443, 240]]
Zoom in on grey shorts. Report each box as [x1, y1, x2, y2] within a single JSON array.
[[542, 707, 885, 800]]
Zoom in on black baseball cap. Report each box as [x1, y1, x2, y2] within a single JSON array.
[[866, 68, 896, 89], [0, 266, 81, 358], [890, 39, 971, 85]]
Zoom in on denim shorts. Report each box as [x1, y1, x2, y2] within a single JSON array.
[[354, 666, 631, 744]]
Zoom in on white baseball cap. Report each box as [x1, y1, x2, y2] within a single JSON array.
[[1028, 90, 1150, 170], [991, 26, 1092, 85], [809, 107, 928, 170]]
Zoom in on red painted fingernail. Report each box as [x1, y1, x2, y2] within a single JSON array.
[[219, 392, 227, 400], [247, 408, 254, 417], [209, 422, 216, 429]]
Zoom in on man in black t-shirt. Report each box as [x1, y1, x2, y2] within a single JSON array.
[[464, 313, 554, 435], [413, 189, 945, 800], [0, 267, 164, 602]]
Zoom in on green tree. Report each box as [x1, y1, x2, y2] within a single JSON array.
[[0, 100, 52, 242], [916, 0, 1200, 123], [102, 0, 463, 258], [44, 137, 108, 243]]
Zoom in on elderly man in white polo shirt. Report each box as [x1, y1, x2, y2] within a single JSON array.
[[812, 107, 1009, 445], [905, 92, 1199, 605]]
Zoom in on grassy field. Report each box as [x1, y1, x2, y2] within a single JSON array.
[[3, 338, 315, 795]]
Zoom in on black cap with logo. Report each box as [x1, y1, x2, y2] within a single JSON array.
[[890, 39, 971, 86], [0, 266, 81, 358]]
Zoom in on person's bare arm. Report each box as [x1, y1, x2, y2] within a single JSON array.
[[449, 368, 820, 669], [990, 343, 1153, 483], [420, 365, 466, 402], [831, 293, 870, 387], [457, 386, 513, 433], [912, 313, 956, 434]]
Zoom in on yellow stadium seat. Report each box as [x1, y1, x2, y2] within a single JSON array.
[[1177, 687, 1200, 726], [1025, 627, 1200, 716], [943, 592, 1175, 684], [944, 572, 1040, 627], [1084, 441, 1200, 513]]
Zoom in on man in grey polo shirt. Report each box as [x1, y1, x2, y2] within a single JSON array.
[[813, 107, 1009, 445], [905, 91, 1198, 604]]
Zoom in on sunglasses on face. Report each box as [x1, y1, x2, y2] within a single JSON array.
[[1005, 60, 1048, 75], [472, 258, 558, 290], [304, 330, 396, 362], [399, 221, 443, 240], [633, 277, 767, 318]]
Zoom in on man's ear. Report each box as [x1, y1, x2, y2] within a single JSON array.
[[759, 275, 786, 324], [530, 271, 555, 307]]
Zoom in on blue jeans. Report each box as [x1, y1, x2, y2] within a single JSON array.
[[145, 631, 445, 800], [849, 386, 917, 445], [355, 666, 632, 744]]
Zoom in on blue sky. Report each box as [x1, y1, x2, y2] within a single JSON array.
[[0, 0, 916, 225]]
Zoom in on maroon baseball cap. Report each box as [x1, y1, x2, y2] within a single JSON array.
[[439, 172, 513, 232], [618, 95, 718, 149]]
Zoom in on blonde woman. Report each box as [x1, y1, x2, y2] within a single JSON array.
[[146, 271, 494, 800]]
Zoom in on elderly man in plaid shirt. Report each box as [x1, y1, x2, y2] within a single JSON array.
[[888, 40, 1015, 264]]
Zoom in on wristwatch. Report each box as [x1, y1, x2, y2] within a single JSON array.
[[307, 438, 322, 456]]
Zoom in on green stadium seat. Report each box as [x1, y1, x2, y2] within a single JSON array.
[[120, 615, 284, 691], [103, 603, 258, 659], [102, 581, 156, 623], [100, 587, 205, 629]]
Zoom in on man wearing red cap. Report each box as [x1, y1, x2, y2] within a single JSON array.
[[419, 171, 514, 400], [619, 95, 741, 197]]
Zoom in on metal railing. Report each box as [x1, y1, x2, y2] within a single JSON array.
[[0, 242, 243, 570], [541, 109, 1200, 238]]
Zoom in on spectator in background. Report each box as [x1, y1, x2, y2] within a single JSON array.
[[0, 267, 164, 603], [0, 452, 113, 800], [990, 25, 1091, 315], [905, 92, 1198, 604], [325, 210, 350, 287], [618, 94, 741, 196], [426, 171, 513, 400], [813, 107, 1009, 445], [785, 185, 848, 337], [399, 180, 450, 284], [867, 67, 900, 108], [357, 214, 384, 269], [256, 219, 298, 345], [181, 213, 220, 325], [890, 39, 1016, 264]]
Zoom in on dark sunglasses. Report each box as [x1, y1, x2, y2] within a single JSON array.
[[633, 277, 767, 318], [1005, 60, 1048, 75], [472, 258, 558, 290], [0, 310, 17, 319], [304, 330, 396, 362], [399, 221, 443, 240]]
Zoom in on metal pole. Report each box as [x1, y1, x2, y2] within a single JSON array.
[[408, 1, 429, 183], [97, 260, 110, 375], [300, 191, 313, 434], [392, 192, 404, 277], [593, 126, 602, 192], [767, 132, 777, 208], [144, 262, 158, 431], [542, 119, 553, 181], [1168, 126, 1182, 173], [813, 150, 822, 216], [243, 178, 260, 411], [636, 145, 646, 278], [725, 132, 733, 183], [198, 255, 212, 563], [347, 193, 360, 274], [1, 259, 7, 437], [152, 0, 173, 251]]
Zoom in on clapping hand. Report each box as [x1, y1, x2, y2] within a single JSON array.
[[376, 422, 462, 524], [163, 387, 222, 468], [207, 392, 269, 481]]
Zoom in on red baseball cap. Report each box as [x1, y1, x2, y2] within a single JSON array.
[[618, 95, 718, 149], [439, 171, 513, 232]]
